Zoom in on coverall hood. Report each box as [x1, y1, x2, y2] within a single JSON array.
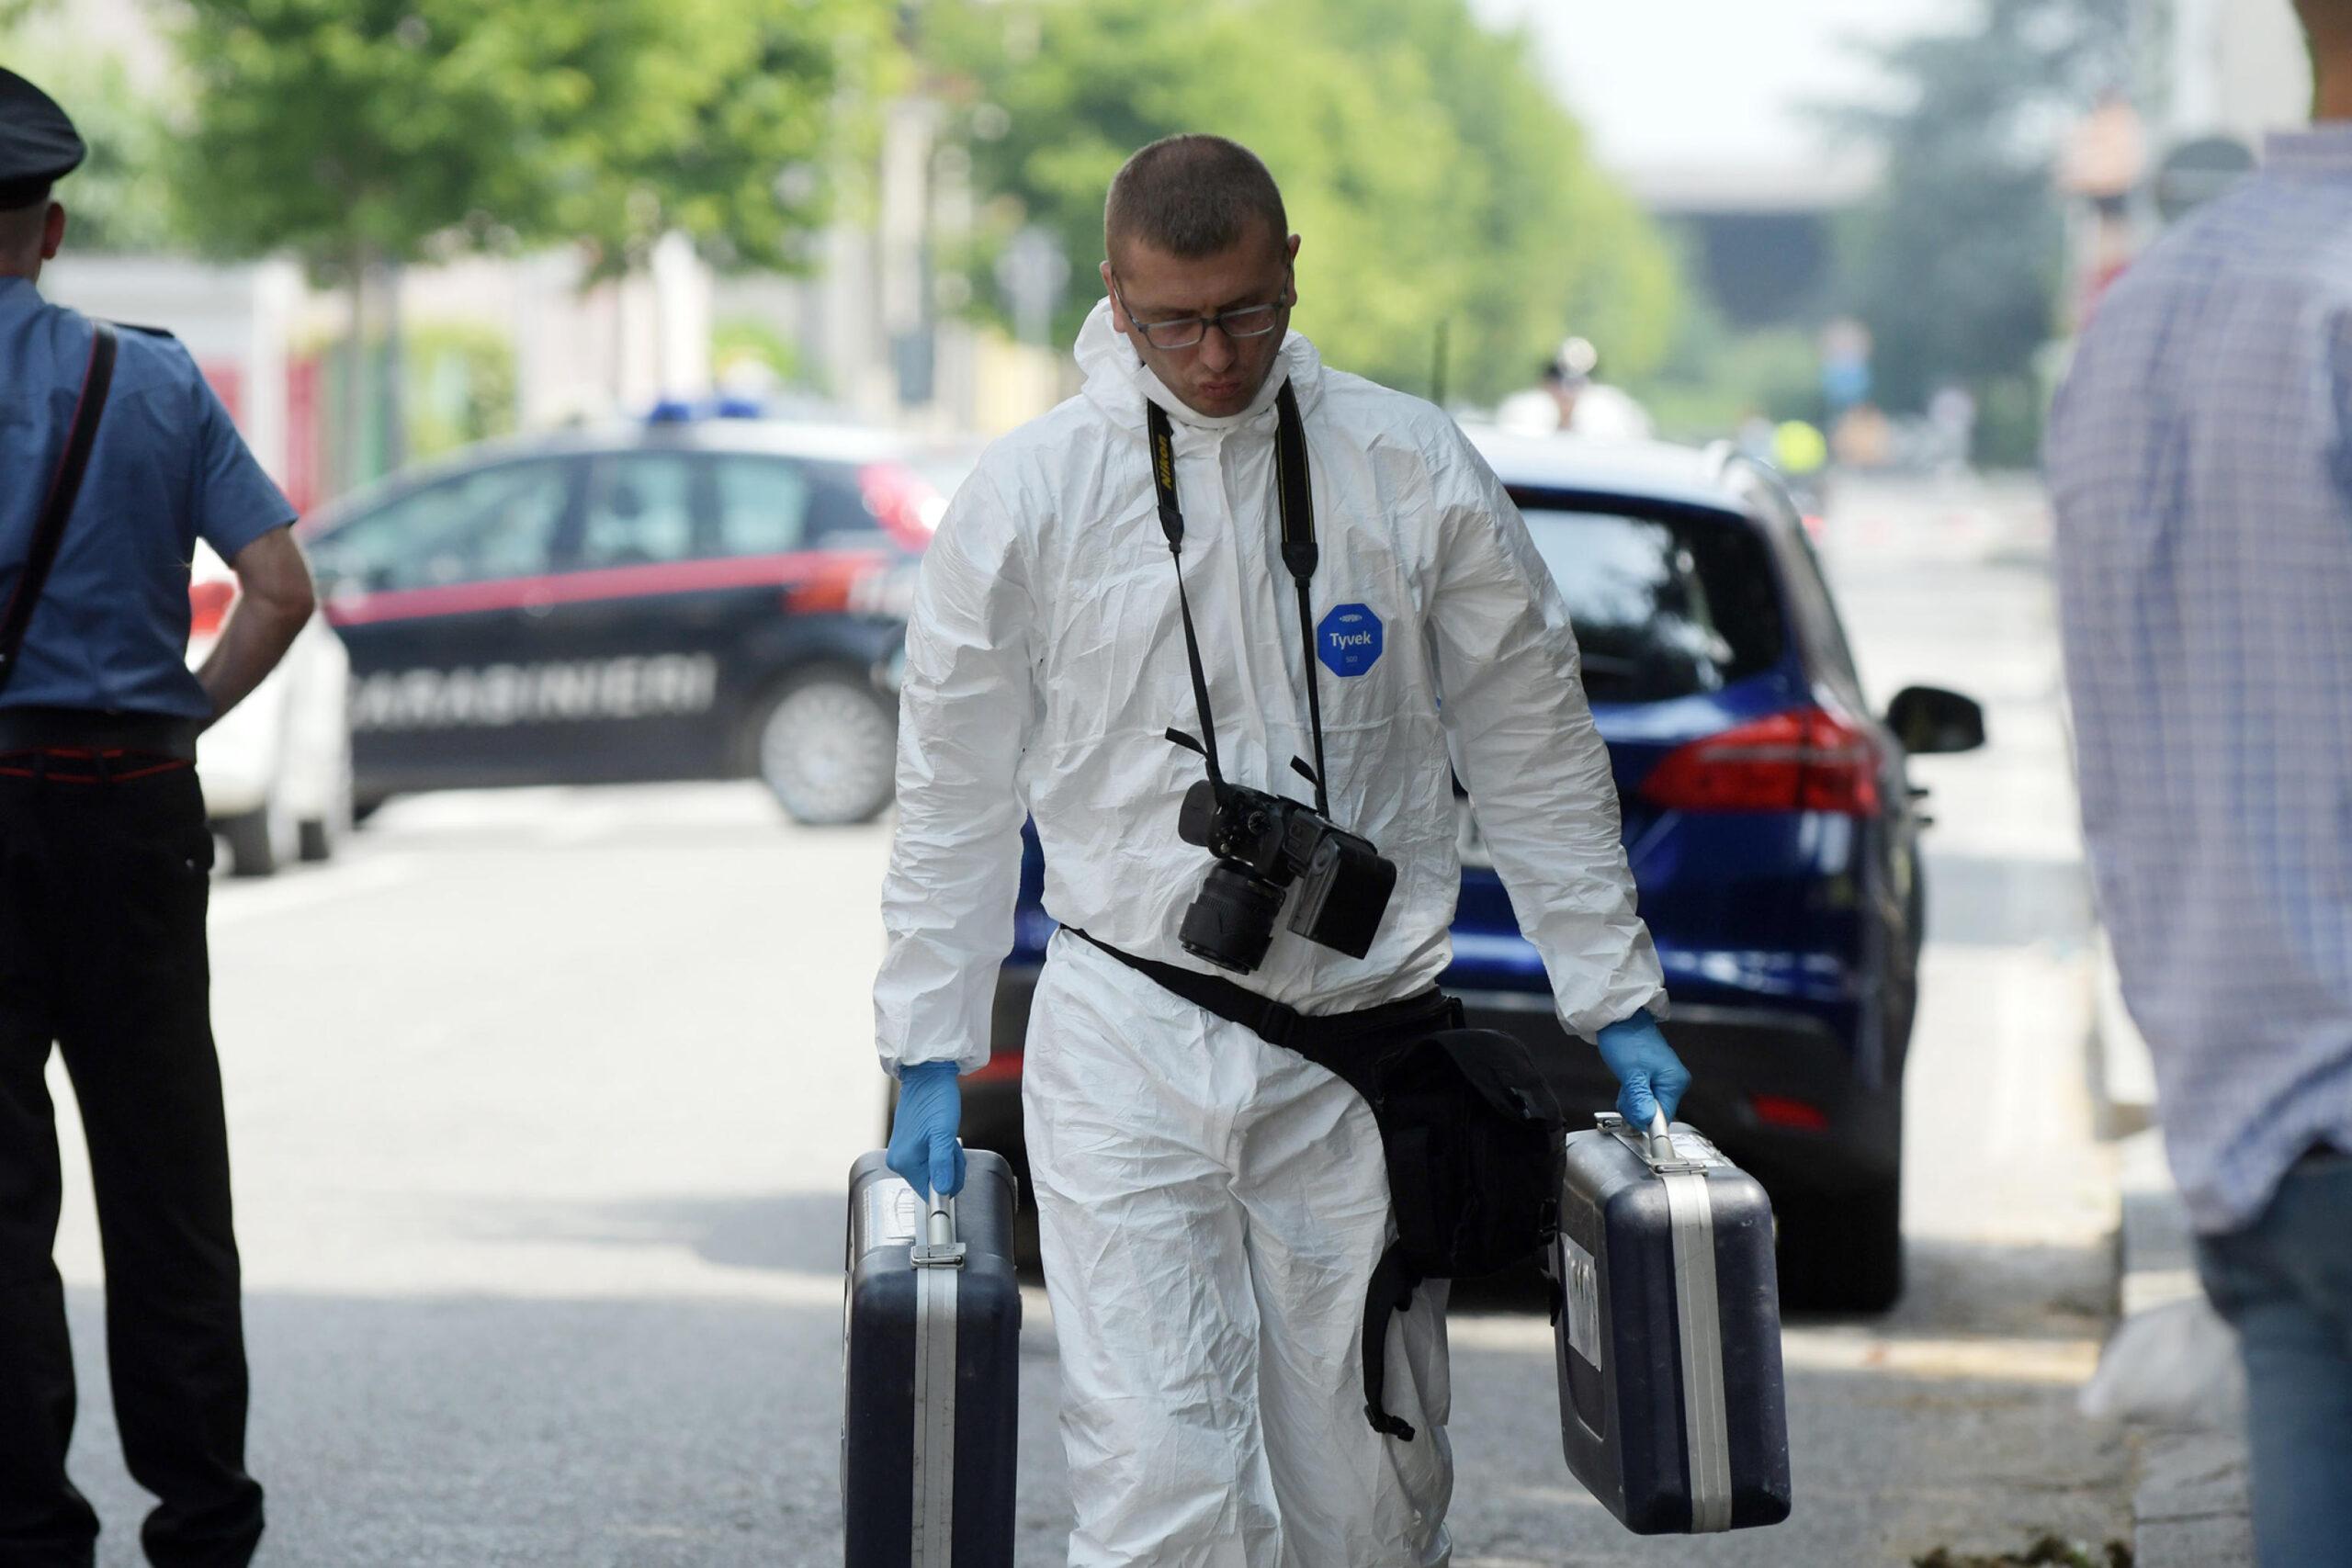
[[1073, 295, 1327, 434]]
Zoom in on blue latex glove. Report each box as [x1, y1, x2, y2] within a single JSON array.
[[1596, 1013, 1691, 1130], [888, 1061, 967, 1199]]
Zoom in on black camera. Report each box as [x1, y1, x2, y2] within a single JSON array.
[[1174, 778, 1398, 974]]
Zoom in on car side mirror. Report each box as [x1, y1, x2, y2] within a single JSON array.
[[1885, 685, 1985, 755]]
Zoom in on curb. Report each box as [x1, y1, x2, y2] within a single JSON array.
[[2089, 932, 2156, 1141], [2093, 945, 2256, 1568]]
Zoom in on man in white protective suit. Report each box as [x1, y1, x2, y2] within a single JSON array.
[[874, 134, 1690, 1566]]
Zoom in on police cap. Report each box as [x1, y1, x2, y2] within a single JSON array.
[[0, 68, 85, 212]]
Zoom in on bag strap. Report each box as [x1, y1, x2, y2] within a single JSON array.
[[0, 321, 118, 694], [1068, 927, 1444, 1057], [1383, 1125, 1444, 1275], [1361, 1239, 1421, 1442]]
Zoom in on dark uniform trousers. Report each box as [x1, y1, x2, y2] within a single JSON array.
[[0, 757, 263, 1568]]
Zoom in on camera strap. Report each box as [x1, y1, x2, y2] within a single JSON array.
[[1146, 379, 1333, 818]]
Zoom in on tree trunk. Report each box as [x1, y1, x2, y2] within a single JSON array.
[[379, 256, 406, 473], [341, 239, 368, 498]]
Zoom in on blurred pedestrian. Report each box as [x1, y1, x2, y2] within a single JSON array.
[[2045, 5, 2352, 1562], [1498, 334, 1655, 441], [1926, 383, 1977, 476], [874, 133, 1680, 1563], [1497, 336, 1595, 434], [0, 67, 314, 1568]]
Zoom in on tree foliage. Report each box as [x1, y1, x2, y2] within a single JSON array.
[[923, 0, 1678, 403], [1827, 0, 2130, 419], [539, 0, 896, 279], [169, 0, 887, 279], [0, 37, 180, 254]]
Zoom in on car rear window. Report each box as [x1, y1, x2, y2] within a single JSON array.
[[1514, 501, 1785, 703]]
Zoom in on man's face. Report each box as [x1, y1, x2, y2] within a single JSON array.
[[1101, 226, 1301, 419]]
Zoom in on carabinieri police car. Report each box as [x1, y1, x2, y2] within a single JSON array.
[[304, 406, 958, 824]]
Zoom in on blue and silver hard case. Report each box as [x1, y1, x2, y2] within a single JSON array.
[[1555, 1113, 1793, 1534], [842, 1149, 1021, 1567]]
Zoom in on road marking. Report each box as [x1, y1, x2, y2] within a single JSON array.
[[209, 854, 418, 927], [1446, 1313, 2099, 1386]]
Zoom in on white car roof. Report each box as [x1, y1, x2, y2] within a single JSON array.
[[1460, 425, 1752, 513]]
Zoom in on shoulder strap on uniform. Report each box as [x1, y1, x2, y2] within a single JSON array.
[[0, 320, 118, 692]]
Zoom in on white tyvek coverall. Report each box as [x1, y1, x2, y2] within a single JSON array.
[[875, 301, 1666, 1565]]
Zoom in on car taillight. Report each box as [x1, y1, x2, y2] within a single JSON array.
[[188, 580, 236, 639], [966, 1051, 1023, 1085], [783, 553, 901, 616], [1637, 706, 1883, 816], [1749, 1093, 1831, 1132], [859, 463, 944, 553]]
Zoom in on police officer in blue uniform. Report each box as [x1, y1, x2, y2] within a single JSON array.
[[0, 68, 317, 1568]]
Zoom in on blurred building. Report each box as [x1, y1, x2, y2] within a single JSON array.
[[2057, 0, 2306, 330], [2165, 0, 2310, 145], [1626, 155, 1879, 332]]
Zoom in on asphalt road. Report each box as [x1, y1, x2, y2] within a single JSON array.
[[46, 474, 2131, 1565]]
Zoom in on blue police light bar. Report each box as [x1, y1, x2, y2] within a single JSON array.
[[645, 395, 768, 424]]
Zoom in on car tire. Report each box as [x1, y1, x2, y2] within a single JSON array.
[[1774, 1178, 1903, 1314], [297, 759, 355, 863], [221, 792, 298, 879], [746, 670, 898, 826]]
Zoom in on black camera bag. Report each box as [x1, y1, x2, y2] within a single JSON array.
[[1069, 929, 1565, 1441]]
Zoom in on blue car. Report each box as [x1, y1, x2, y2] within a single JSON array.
[[960, 434, 1983, 1313]]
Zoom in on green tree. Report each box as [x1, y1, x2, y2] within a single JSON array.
[[544, 0, 896, 280], [0, 39, 181, 254], [923, 0, 1678, 404], [1827, 0, 2130, 437], [168, 0, 889, 476]]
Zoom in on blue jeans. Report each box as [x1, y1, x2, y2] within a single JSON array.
[[2195, 1149, 2352, 1568]]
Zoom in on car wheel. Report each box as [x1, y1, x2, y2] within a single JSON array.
[[297, 761, 355, 863], [748, 671, 897, 825], [221, 791, 298, 879], [1774, 1178, 1903, 1314]]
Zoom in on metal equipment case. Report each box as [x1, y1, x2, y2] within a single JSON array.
[[1555, 1114, 1792, 1534], [842, 1149, 1021, 1566]]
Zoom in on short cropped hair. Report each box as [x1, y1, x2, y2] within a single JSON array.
[[1104, 134, 1288, 266], [2298, 0, 2352, 47]]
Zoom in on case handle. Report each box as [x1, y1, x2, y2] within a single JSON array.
[[910, 1187, 965, 1269]]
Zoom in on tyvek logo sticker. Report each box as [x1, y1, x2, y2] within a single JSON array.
[[1317, 604, 1383, 677]]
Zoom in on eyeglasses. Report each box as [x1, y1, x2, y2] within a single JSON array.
[[1111, 276, 1292, 351]]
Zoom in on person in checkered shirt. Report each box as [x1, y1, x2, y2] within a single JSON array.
[[2047, 6, 2352, 1562]]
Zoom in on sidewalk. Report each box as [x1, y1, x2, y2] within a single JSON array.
[[2093, 939, 2256, 1567]]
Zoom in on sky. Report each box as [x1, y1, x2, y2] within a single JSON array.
[[1467, 0, 1965, 170]]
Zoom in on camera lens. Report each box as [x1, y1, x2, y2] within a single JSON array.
[[1178, 863, 1286, 973]]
